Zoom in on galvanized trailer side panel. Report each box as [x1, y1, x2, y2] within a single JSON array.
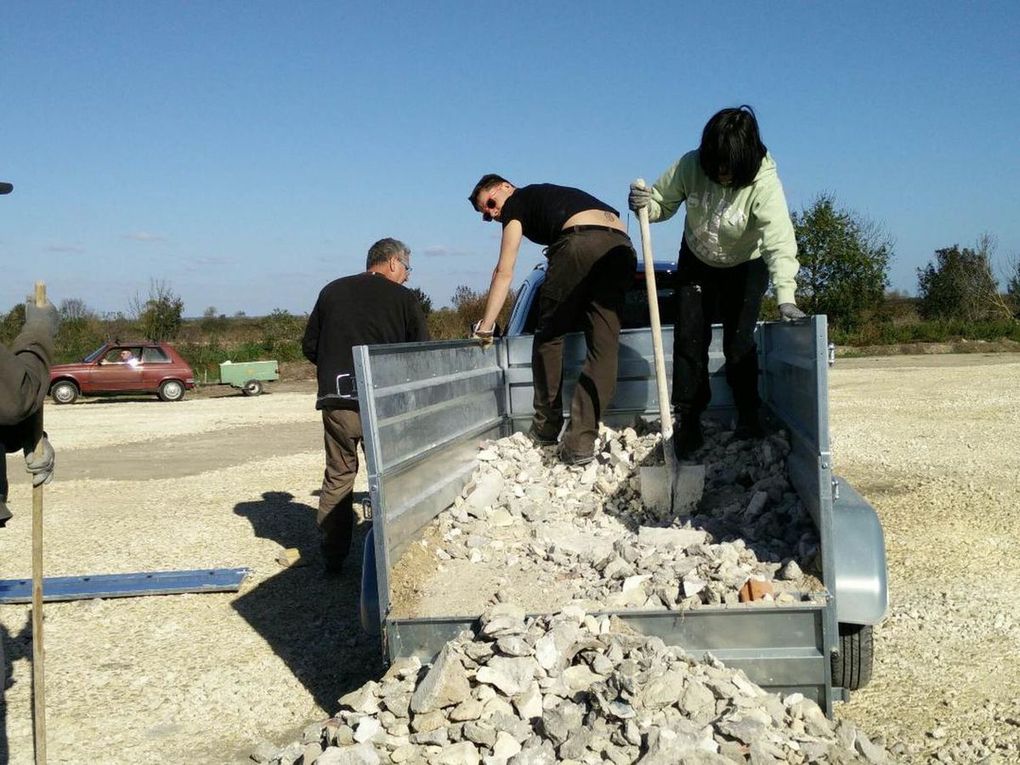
[[387, 606, 830, 706], [354, 341, 507, 624]]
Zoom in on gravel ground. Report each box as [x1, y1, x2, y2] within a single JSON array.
[[0, 354, 1017, 763]]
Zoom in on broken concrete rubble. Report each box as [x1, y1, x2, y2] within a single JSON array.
[[255, 607, 889, 764], [391, 419, 824, 619]]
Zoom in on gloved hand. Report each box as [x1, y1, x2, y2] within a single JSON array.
[[24, 432, 55, 487], [470, 320, 495, 348], [24, 297, 60, 339], [628, 183, 652, 213], [779, 303, 807, 321]]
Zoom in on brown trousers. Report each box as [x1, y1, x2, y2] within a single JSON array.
[[531, 228, 636, 455], [318, 408, 362, 557]]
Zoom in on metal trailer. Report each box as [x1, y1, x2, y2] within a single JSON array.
[[217, 359, 280, 396], [353, 316, 888, 715]]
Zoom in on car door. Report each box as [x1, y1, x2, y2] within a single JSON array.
[[139, 345, 173, 391], [95, 346, 144, 392]]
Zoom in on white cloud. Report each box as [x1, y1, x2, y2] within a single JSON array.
[[422, 244, 474, 257], [46, 242, 86, 253], [122, 231, 167, 243]]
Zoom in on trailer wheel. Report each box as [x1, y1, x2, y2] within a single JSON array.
[[242, 379, 263, 396], [832, 623, 874, 690]]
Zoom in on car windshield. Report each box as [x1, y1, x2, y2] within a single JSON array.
[[83, 345, 108, 363]]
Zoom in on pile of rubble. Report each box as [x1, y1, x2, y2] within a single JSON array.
[[254, 605, 888, 764], [392, 419, 823, 617]]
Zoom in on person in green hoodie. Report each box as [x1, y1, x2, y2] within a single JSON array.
[[628, 105, 805, 459]]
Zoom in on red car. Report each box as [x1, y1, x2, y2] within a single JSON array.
[[49, 341, 196, 404]]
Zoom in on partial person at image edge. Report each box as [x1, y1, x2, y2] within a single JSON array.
[[0, 297, 59, 525], [629, 105, 807, 460], [302, 238, 429, 574]]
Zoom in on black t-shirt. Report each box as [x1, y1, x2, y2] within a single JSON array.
[[302, 272, 430, 410], [500, 184, 619, 246]]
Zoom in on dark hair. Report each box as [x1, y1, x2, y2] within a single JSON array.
[[698, 105, 767, 188], [468, 174, 511, 211]]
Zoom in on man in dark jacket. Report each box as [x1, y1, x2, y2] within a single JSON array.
[[302, 238, 429, 572], [1, 299, 59, 525]]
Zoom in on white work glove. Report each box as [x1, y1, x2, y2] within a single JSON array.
[[470, 320, 495, 348], [24, 432, 55, 487], [628, 183, 652, 213], [779, 303, 807, 321]]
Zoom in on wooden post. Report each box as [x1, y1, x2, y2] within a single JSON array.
[[31, 281, 47, 765]]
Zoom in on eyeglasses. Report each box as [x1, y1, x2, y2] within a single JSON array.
[[395, 258, 412, 274]]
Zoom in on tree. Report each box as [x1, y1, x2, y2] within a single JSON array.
[[1006, 255, 1020, 317], [916, 235, 1011, 321], [132, 279, 184, 340], [409, 287, 433, 316], [0, 303, 26, 344], [791, 194, 891, 330], [59, 297, 95, 321]]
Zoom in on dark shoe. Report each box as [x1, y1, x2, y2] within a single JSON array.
[[0, 498, 11, 528], [673, 419, 704, 460], [733, 411, 766, 441], [320, 535, 346, 574], [558, 444, 595, 467], [526, 425, 559, 447]]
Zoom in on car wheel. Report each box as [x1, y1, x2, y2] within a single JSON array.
[[51, 381, 79, 405], [242, 379, 263, 397], [158, 380, 185, 402], [831, 623, 874, 691]]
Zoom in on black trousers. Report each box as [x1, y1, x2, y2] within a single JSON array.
[[672, 238, 769, 418], [531, 228, 636, 455], [0, 420, 32, 500]]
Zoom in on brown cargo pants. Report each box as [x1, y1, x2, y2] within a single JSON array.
[[318, 407, 361, 562], [531, 227, 637, 456]]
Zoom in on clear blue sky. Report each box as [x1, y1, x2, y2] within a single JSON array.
[[2, 1, 1018, 317]]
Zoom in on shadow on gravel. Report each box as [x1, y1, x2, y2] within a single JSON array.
[[230, 491, 383, 716], [0, 615, 31, 765]]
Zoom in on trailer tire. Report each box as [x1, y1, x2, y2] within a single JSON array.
[[242, 379, 263, 397], [832, 623, 873, 690]]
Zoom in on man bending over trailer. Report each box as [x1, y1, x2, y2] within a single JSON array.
[[302, 238, 429, 573], [468, 175, 637, 467]]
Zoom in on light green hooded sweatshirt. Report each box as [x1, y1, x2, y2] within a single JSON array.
[[646, 150, 800, 306]]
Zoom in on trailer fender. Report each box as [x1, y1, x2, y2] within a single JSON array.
[[831, 476, 889, 625], [360, 528, 380, 636]]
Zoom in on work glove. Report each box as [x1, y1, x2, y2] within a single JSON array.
[[628, 183, 652, 213], [470, 320, 495, 348], [778, 303, 807, 321], [24, 297, 60, 339], [24, 432, 55, 487]]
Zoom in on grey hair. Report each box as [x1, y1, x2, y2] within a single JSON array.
[[366, 237, 410, 269]]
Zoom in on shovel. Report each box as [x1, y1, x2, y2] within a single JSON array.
[[633, 180, 677, 517]]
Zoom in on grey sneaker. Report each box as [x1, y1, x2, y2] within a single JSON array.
[[0, 498, 12, 528]]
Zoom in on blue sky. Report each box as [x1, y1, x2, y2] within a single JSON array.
[[2, 1, 1018, 317]]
